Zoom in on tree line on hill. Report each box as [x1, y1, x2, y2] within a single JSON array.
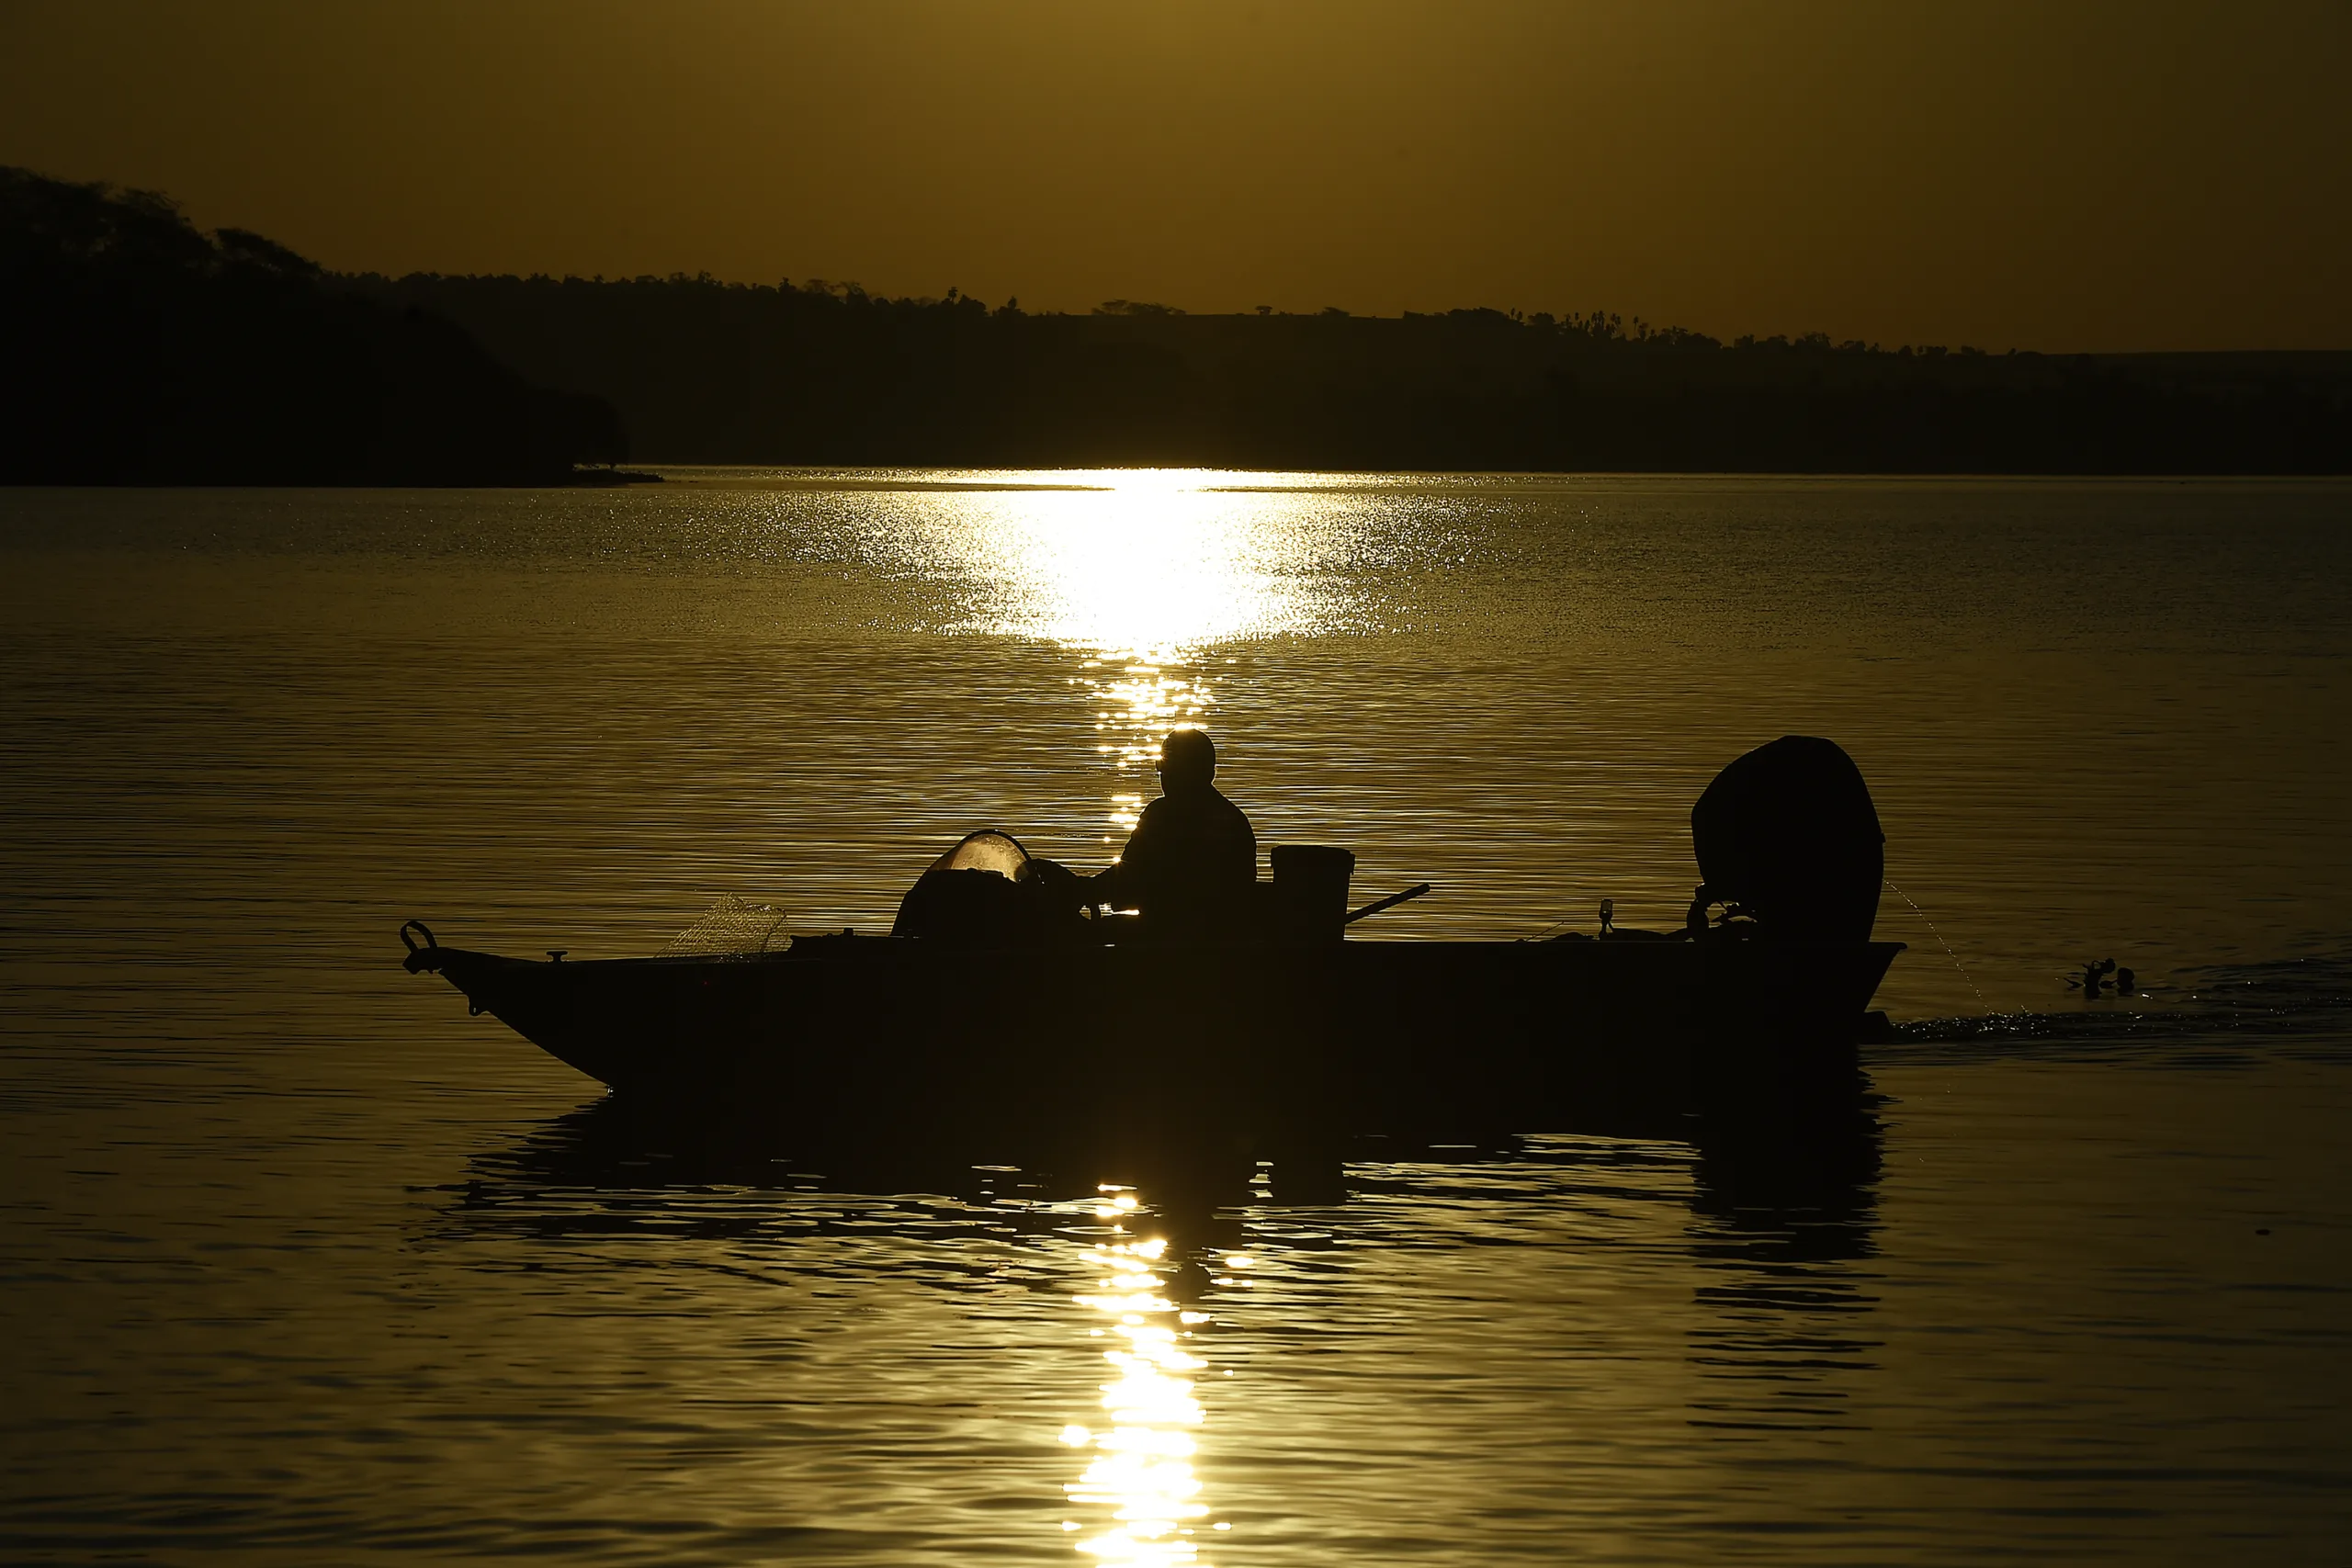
[[0, 167, 623, 485], [355, 272, 2352, 474], [6, 163, 2346, 482]]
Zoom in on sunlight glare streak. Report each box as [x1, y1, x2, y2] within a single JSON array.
[[952, 470, 1314, 655], [916, 471, 1341, 839], [1063, 1207, 1223, 1565]]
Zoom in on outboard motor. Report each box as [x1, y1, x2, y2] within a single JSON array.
[[1690, 737, 1883, 942]]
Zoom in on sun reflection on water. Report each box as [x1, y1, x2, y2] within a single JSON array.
[[1060, 1188, 1227, 1564], [971, 470, 1303, 655], [1083, 656, 1215, 834], [923, 469, 1342, 840]]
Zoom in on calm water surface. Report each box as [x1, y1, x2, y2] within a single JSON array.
[[2, 472, 2347, 1563]]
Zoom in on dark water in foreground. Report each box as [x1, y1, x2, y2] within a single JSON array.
[[2, 472, 2348, 1563]]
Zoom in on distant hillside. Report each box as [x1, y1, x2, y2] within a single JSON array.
[[0, 168, 625, 485], [355, 274, 2352, 474]]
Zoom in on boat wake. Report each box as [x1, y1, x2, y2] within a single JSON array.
[[1885, 953, 2352, 1058]]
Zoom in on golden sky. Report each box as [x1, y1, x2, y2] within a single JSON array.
[[3, 0, 2346, 351]]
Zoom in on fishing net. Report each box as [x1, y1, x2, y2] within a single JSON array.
[[665, 894, 788, 955]]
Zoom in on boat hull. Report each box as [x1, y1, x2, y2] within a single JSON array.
[[406, 934, 1901, 1152]]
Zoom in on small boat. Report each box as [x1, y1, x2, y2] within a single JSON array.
[[401, 738, 1903, 1159]]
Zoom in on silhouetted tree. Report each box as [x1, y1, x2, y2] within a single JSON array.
[[0, 166, 627, 483], [336, 264, 2349, 473]]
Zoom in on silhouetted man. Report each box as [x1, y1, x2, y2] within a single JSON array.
[[1091, 729, 1257, 934]]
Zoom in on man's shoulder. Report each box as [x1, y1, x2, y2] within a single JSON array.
[[1143, 787, 1253, 830], [1206, 788, 1255, 838]]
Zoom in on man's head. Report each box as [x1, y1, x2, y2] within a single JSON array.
[[1156, 728, 1217, 794]]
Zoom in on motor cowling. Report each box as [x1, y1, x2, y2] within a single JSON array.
[[1690, 736, 1884, 942]]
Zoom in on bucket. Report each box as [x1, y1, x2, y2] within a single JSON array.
[[1270, 844, 1356, 943]]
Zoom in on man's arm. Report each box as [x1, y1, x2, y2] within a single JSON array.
[[1088, 799, 1166, 907]]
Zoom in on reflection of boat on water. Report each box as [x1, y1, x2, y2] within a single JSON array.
[[452, 1028, 1885, 1220], [435, 1072, 1886, 1558]]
